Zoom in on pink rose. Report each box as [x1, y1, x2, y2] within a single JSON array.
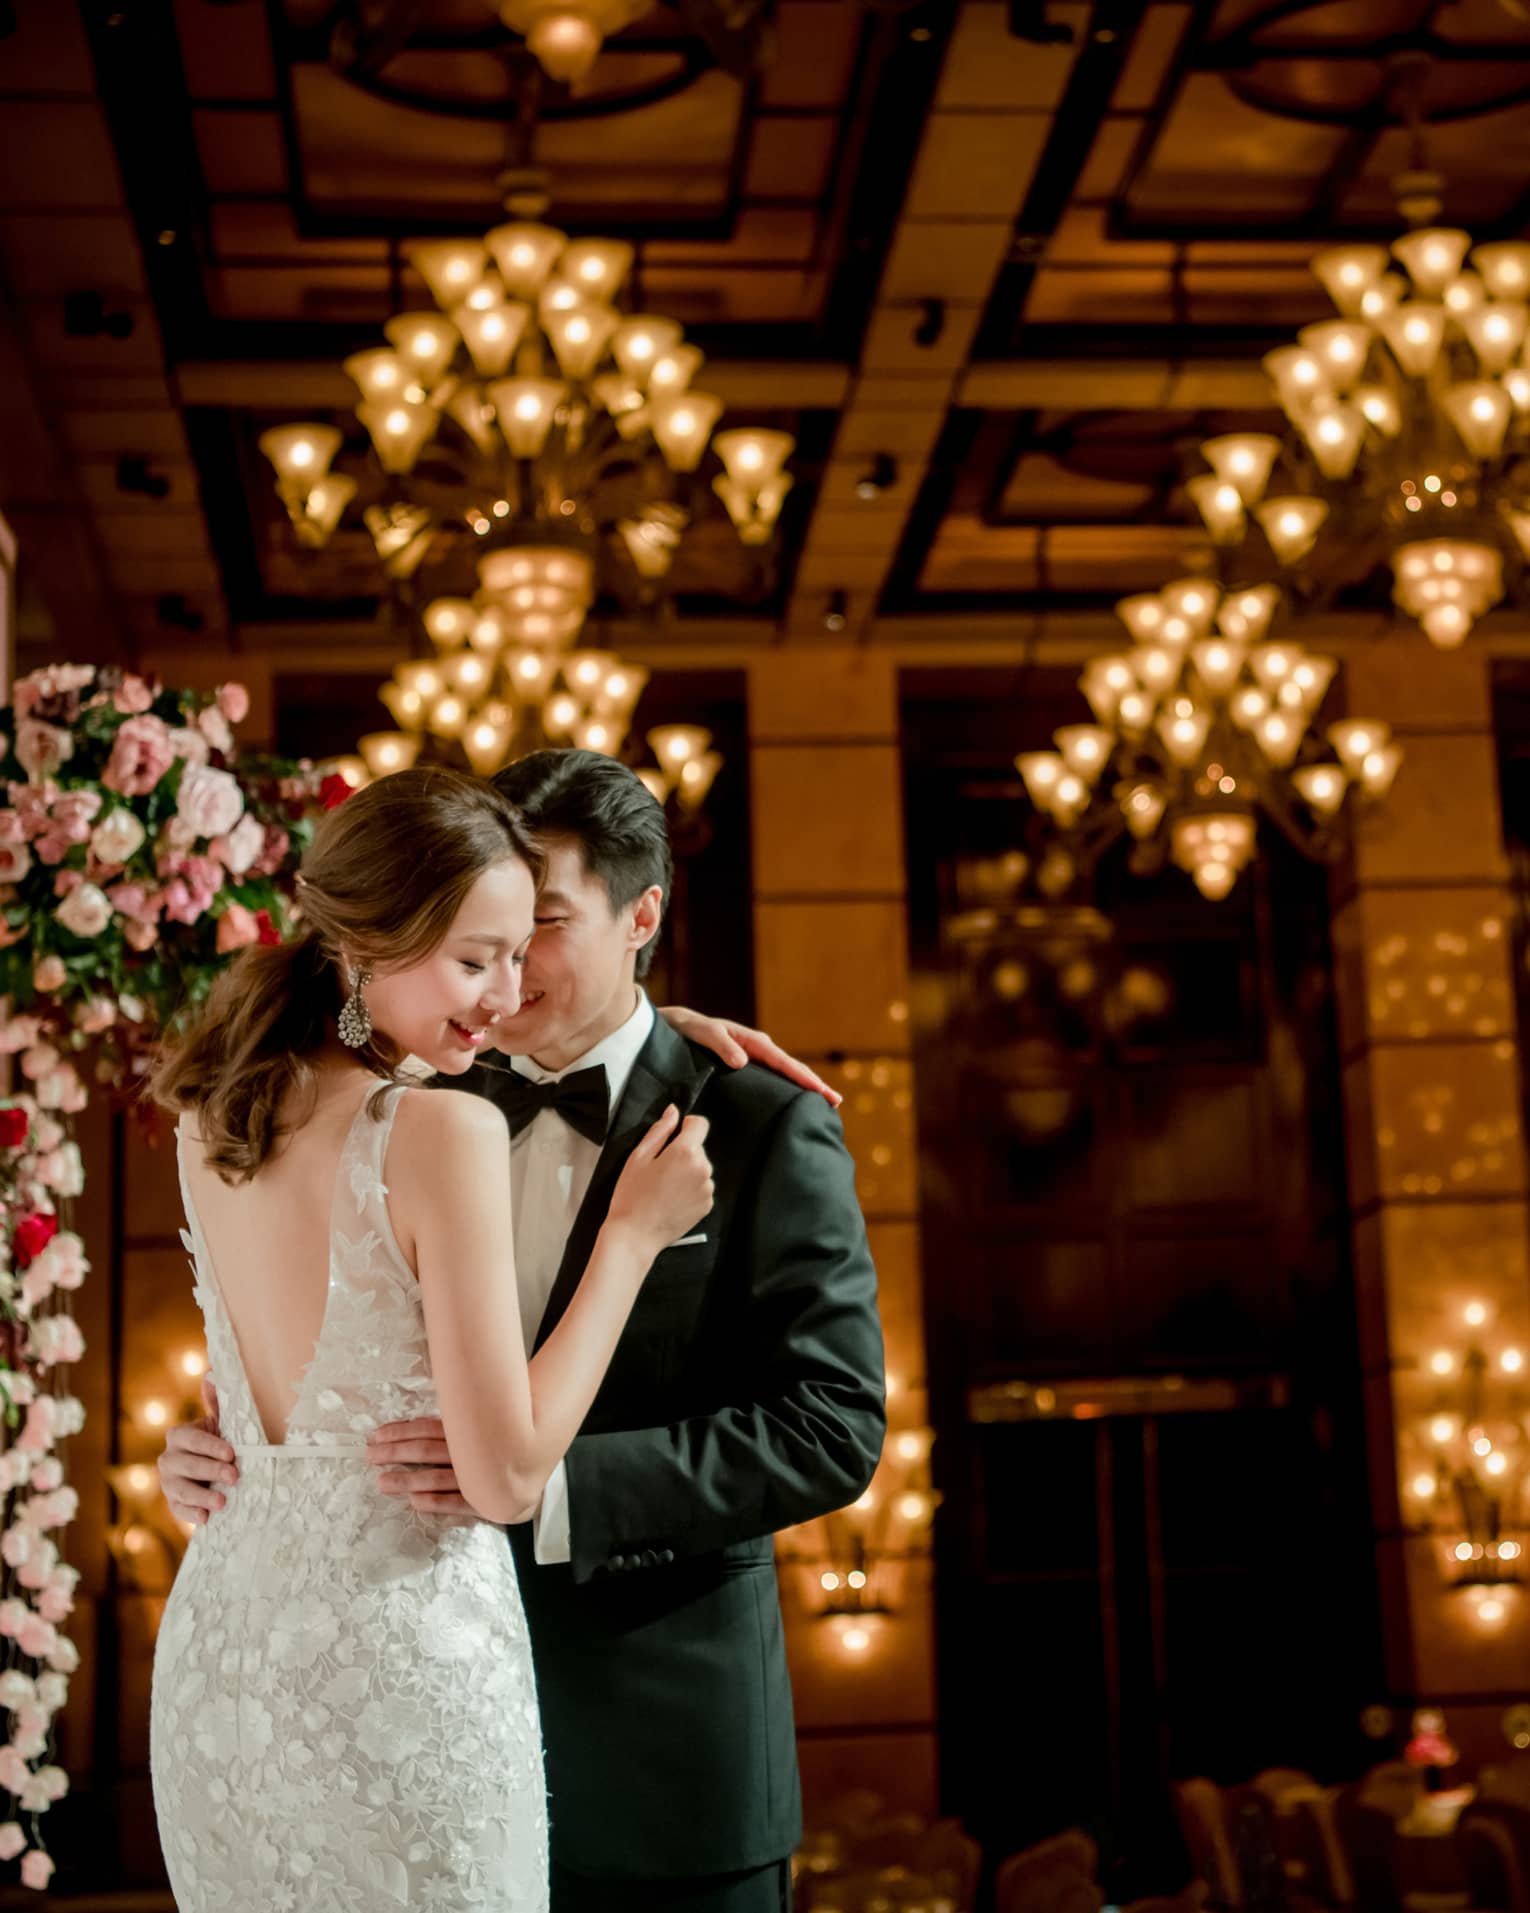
[[0, 1018, 39, 1055], [16, 1400, 54, 1456], [74, 997, 115, 1035], [196, 705, 234, 754], [102, 715, 174, 797], [32, 1234, 87, 1293], [210, 812, 265, 877], [0, 1823, 24, 1861], [20, 1849, 54, 1889], [31, 1115, 61, 1152], [35, 1143, 83, 1199], [0, 843, 31, 883], [19, 1045, 57, 1082], [31, 1318, 84, 1365], [34, 1068, 86, 1115], [37, 1587, 72, 1625], [45, 1635, 76, 1674], [9, 1729, 44, 1762], [13, 665, 93, 720], [13, 1617, 53, 1659], [112, 674, 155, 715], [0, 811, 23, 844], [217, 682, 250, 723], [122, 918, 157, 953], [33, 790, 101, 864], [0, 1746, 28, 1794], [14, 722, 74, 783], [31, 957, 66, 993], [176, 764, 244, 840], [29, 1462, 61, 1495], [105, 880, 157, 925], [216, 903, 261, 953]]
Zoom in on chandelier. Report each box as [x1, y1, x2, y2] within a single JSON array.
[[1195, 213, 1530, 650], [1015, 579, 1401, 899], [260, 210, 792, 804]]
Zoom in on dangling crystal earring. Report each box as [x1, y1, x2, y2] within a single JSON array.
[[338, 966, 373, 1048]]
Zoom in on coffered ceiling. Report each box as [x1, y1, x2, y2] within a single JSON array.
[[3, 0, 1530, 665]]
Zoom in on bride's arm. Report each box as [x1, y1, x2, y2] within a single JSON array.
[[391, 1090, 675, 1523]]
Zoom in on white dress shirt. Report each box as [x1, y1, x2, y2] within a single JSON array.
[[510, 991, 656, 1564]]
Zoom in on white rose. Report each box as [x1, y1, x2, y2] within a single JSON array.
[[176, 764, 244, 841], [55, 883, 112, 939], [214, 812, 265, 877], [89, 808, 146, 866]]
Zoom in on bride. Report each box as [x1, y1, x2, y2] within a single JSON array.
[[148, 766, 714, 1912]]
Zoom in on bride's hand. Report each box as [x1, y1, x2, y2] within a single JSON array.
[[658, 1008, 841, 1108], [606, 1106, 714, 1259]]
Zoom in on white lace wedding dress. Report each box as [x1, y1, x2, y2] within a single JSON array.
[[150, 1084, 548, 1912]]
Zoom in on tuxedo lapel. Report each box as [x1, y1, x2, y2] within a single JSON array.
[[531, 1016, 714, 1355]]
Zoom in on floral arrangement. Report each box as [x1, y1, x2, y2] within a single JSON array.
[[0, 1098, 89, 1889], [0, 663, 336, 1888]]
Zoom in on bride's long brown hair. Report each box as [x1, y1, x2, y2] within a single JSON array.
[[153, 765, 542, 1184]]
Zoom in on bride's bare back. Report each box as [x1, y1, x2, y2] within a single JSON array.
[[177, 1069, 384, 1447]]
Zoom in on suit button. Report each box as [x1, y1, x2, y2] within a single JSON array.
[[658, 1549, 674, 1565], [607, 1554, 627, 1572], [640, 1549, 658, 1567]]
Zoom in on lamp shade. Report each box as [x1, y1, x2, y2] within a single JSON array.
[[488, 378, 568, 459], [357, 398, 439, 474], [452, 300, 531, 378], [1256, 497, 1328, 565], [407, 240, 488, 310], [1201, 432, 1281, 506], [611, 316, 684, 383], [259, 423, 341, 487], [648, 390, 725, 472], [544, 304, 620, 382], [383, 312, 460, 387], [1392, 228, 1471, 295], [1311, 244, 1389, 317], [485, 222, 567, 300], [559, 238, 634, 304], [1379, 303, 1448, 378]]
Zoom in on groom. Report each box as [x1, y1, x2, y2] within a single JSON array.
[[160, 747, 886, 1913]]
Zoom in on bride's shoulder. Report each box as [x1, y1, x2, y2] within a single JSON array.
[[391, 1081, 508, 1152]]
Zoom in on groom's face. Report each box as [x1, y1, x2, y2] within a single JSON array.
[[492, 835, 660, 1059]]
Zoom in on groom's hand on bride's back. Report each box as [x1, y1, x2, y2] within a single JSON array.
[[158, 1376, 240, 1526], [368, 1417, 535, 1523]]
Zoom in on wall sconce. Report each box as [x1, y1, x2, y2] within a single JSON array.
[[1404, 1297, 1528, 1626], [855, 454, 898, 501], [797, 1410, 941, 1657], [824, 589, 848, 633]]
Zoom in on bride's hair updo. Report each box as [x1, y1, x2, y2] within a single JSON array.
[[153, 765, 542, 1183]]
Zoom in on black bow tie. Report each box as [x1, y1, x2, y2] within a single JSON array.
[[501, 1064, 610, 1146]]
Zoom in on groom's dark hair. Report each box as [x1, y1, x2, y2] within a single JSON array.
[[493, 749, 673, 980]]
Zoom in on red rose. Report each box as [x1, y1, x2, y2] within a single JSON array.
[[0, 1108, 30, 1150], [255, 909, 281, 947], [13, 1211, 58, 1269], [318, 774, 352, 811]]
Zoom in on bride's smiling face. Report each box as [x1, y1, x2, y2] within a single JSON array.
[[359, 856, 537, 1074]]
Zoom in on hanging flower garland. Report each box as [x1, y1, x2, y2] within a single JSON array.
[[0, 663, 336, 1888]]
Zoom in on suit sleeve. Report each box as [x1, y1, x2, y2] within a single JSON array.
[[560, 1088, 887, 1583]]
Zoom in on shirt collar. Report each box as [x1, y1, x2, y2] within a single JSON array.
[[517, 992, 656, 1115]]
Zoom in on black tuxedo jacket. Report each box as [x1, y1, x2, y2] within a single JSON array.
[[464, 1012, 886, 1880]]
